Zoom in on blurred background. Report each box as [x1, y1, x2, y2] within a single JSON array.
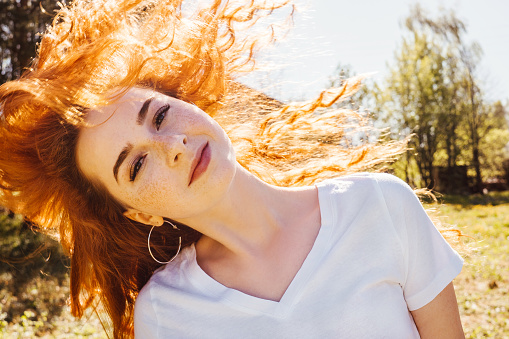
[[1, 0, 508, 337]]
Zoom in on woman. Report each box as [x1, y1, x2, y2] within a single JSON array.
[[0, 0, 464, 338]]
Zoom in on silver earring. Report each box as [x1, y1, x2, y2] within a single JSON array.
[[147, 220, 182, 264]]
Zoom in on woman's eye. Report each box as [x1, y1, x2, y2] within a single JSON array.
[[153, 104, 170, 130], [130, 154, 147, 182]]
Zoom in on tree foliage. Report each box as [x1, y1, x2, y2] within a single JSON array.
[[367, 5, 509, 191], [0, 0, 64, 84]]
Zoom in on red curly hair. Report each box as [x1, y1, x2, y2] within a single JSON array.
[[0, 0, 407, 337]]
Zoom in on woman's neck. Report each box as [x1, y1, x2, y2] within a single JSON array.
[[176, 164, 320, 260]]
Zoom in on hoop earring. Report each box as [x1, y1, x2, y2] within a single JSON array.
[[147, 220, 182, 264]]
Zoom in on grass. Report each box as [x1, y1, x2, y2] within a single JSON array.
[[432, 193, 509, 338], [0, 193, 508, 338], [0, 211, 105, 338]]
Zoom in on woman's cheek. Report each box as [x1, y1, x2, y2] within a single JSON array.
[[134, 177, 177, 215]]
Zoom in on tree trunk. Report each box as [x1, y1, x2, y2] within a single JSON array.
[[467, 72, 483, 194], [472, 145, 482, 193]]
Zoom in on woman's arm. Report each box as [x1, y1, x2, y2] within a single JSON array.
[[411, 282, 465, 339]]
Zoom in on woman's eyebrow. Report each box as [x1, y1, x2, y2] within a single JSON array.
[[112, 97, 154, 183], [113, 143, 133, 183], [136, 98, 153, 125]]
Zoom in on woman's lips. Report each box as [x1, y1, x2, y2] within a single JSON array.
[[189, 142, 210, 186]]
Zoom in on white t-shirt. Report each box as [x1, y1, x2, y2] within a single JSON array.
[[134, 173, 463, 338]]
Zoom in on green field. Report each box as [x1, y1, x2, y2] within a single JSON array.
[[435, 193, 509, 338], [1, 193, 508, 338]]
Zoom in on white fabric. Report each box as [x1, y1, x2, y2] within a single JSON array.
[[134, 173, 463, 338]]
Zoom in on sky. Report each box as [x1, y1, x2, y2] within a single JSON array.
[[240, 0, 509, 103]]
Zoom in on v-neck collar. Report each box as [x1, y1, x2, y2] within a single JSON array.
[[181, 181, 334, 318]]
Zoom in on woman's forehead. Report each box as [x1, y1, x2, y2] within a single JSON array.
[[85, 87, 155, 125]]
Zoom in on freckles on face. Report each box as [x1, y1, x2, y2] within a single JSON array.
[[123, 149, 236, 220], [125, 171, 178, 215], [76, 87, 237, 220]]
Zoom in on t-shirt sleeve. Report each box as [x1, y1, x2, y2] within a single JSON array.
[[134, 283, 159, 338], [374, 173, 463, 311]]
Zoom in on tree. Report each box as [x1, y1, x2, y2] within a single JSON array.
[[369, 5, 507, 191], [477, 101, 509, 181], [372, 12, 452, 187], [0, 0, 63, 84], [407, 6, 490, 192]]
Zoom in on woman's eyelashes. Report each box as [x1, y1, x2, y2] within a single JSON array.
[[128, 104, 170, 182], [129, 154, 147, 182], [153, 104, 170, 130]]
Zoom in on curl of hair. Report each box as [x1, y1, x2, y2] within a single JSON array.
[[0, 0, 411, 337]]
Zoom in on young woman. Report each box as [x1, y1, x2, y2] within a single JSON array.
[[0, 0, 464, 338]]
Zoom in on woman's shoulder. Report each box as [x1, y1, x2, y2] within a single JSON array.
[[136, 244, 196, 302], [316, 172, 412, 199], [134, 245, 197, 330], [315, 172, 419, 233]]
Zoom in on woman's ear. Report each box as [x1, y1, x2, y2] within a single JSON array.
[[123, 209, 164, 226]]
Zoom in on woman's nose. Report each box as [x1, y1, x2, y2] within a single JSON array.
[[154, 134, 188, 166]]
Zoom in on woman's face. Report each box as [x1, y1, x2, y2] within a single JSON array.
[[76, 87, 237, 221]]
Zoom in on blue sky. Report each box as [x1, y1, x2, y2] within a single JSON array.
[[240, 0, 509, 103]]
